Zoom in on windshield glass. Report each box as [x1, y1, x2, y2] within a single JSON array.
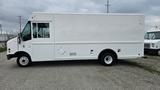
[[145, 31, 160, 40], [21, 21, 31, 41]]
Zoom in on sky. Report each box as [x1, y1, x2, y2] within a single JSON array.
[[0, 0, 160, 34]]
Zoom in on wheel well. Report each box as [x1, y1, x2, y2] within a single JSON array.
[[15, 51, 31, 60], [98, 49, 118, 60]]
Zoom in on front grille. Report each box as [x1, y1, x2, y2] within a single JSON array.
[[144, 43, 150, 48]]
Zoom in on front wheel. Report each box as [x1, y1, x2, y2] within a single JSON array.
[[17, 54, 31, 67], [99, 53, 116, 66]]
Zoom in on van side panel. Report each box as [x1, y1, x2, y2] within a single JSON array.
[[54, 14, 144, 60]]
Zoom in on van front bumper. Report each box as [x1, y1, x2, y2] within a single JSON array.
[[144, 48, 160, 55], [7, 54, 16, 60]]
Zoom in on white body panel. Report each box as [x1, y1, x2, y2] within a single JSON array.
[[7, 37, 18, 54], [7, 13, 144, 61]]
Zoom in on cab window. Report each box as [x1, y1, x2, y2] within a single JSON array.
[[21, 21, 31, 41], [33, 23, 50, 38]]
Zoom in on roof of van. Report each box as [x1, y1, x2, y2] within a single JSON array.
[[29, 12, 144, 22]]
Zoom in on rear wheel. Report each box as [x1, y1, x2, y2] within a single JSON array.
[[17, 54, 31, 67], [99, 52, 116, 66]]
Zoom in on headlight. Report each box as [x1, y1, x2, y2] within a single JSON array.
[[151, 43, 155, 47]]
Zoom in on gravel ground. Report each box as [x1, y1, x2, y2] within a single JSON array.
[[0, 52, 160, 90]]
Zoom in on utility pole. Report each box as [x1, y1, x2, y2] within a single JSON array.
[[18, 16, 22, 33], [0, 24, 2, 34], [105, 0, 110, 13]]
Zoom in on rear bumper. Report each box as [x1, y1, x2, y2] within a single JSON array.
[[7, 54, 16, 60]]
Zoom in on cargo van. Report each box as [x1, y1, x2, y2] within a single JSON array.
[[7, 13, 144, 67], [144, 28, 160, 55]]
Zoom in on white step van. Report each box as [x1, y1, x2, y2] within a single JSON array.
[[144, 28, 160, 55], [7, 13, 144, 67]]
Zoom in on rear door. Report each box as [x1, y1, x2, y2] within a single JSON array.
[[31, 21, 54, 61]]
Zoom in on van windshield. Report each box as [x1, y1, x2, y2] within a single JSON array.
[[145, 31, 160, 40], [21, 21, 31, 41]]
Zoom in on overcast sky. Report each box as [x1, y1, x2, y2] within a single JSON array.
[[1, 0, 160, 34]]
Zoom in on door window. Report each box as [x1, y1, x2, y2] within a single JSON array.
[[33, 23, 50, 38]]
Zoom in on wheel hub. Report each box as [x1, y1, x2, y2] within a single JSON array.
[[19, 56, 29, 66], [104, 55, 113, 64]]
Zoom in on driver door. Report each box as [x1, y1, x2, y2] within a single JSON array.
[[19, 21, 32, 56]]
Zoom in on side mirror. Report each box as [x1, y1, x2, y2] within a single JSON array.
[[18, 33, 21, 44]]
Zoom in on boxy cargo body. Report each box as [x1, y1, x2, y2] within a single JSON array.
[[7, 13, 144, 67]]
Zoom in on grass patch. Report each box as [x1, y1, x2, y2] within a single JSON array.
[[0, 47, 7, 52]]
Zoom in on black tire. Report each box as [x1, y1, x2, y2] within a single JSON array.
[[99, 52, 116, 66], [17, 54, 31, 67]]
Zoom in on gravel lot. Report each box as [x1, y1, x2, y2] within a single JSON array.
[[0, 52, 160, 90]]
